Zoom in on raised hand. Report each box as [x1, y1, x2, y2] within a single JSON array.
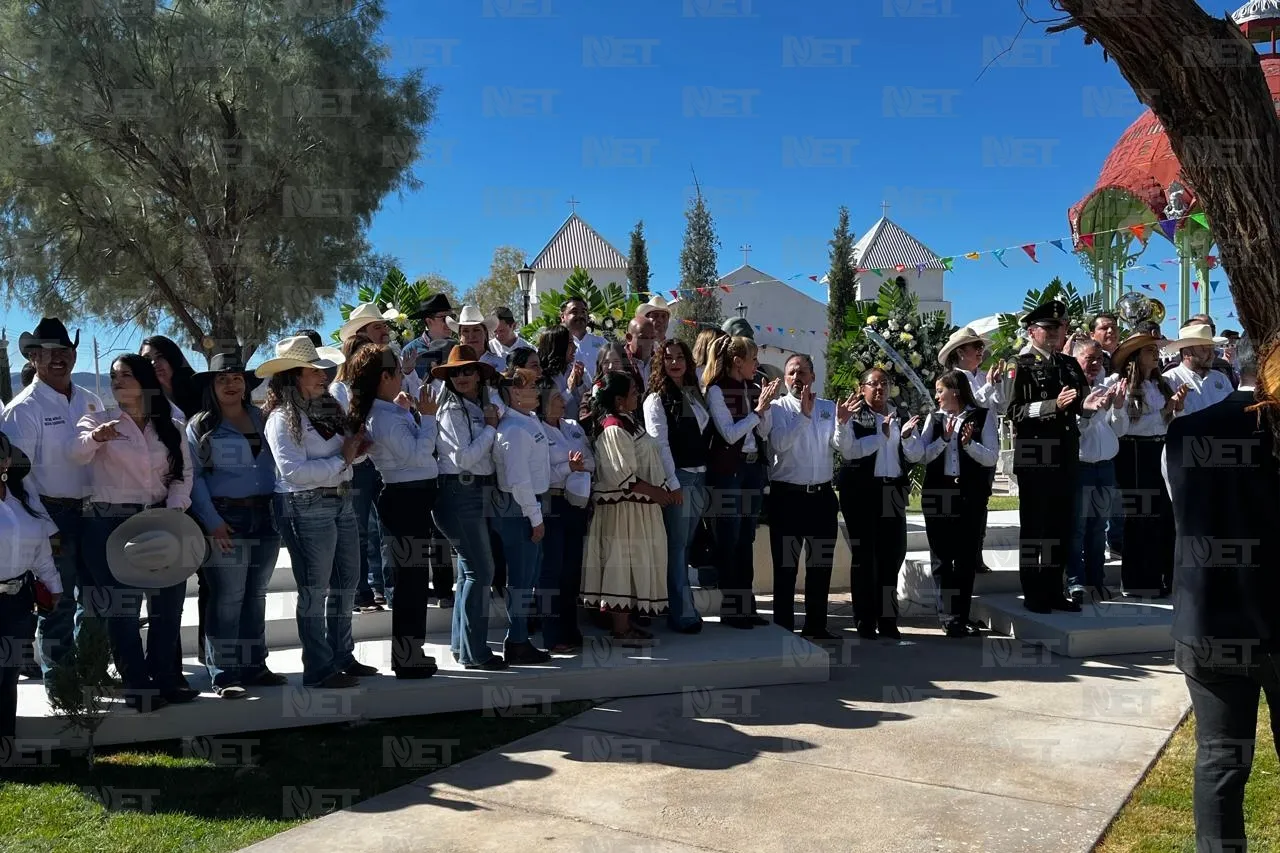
[[1112, 379, 1128, 410], [959, 421, 975, 446], [90, 420, 123, 443], [1056, 386, 1078, 408], [901, 415, 921, 438], [942, 416, 956, 441], [800, 384, 815, 418], [483, 404, 500, 427], [567, 361, 585, 390], [401, 349, 419, 378], [836, 393, 859, 424], [418, 383, 440, 416], [394, 391, 413, 411], [568, 450, 586, 472], [1170, 385, 1189, 413], [756, 379, 781, 413], [1083, 387, 1108, 412]]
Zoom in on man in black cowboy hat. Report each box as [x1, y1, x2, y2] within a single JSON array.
[[1, 318, 105, 687], [1006, 300, 1098, 614], [403, 294, 457, 380]]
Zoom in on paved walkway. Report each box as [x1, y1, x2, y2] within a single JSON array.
[[242, 602, 1189, 853]]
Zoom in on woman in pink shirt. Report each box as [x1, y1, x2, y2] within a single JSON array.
[[72, 354, 193, 713]]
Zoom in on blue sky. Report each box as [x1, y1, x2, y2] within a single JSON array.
[[1, 0, 1240, 370]]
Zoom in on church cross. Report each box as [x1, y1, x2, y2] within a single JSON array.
[[740, 243, 752, 265], [880, 200, 890, 218], [567, 196, 580, 214]]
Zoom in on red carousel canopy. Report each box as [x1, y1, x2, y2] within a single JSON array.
[[1068, 54, 1280, 247]]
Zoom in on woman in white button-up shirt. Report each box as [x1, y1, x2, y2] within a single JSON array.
[[258, 337, 371, 690], [431, 345, 507, 671], [348, 345, 441, 680], [491, 368, 552, 665], [536, 380, 594, 653], [71, 354, 193, 712], [901, 371, 998, 638], [643, 339, 711, 634], [0, 434, 61, 739]]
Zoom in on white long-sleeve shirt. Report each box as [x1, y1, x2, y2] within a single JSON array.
[[961, 366, 1004, 412], [1106, 377, 1169, 437], [363, 398, 438, 483], [1078, 378, 1129, 463], [768, 394, 854, 486], [1, 380, 105, 499], [904, 408, 998, 473], [848, 409, 906, 478], [264, 410, 352, 493], [0, 492, 62, 592], [543, 417, 595, 490], [705, 384, 771, 455], [643, 391, 710, 491], [436, 395, 497, 476], [1165, 363, 1233, 418], [493, 409, 551, 526]]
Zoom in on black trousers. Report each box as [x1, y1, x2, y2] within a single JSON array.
[[1, 578, 36, 741], [923, 487, 985, 627], [1177, 643, 1280, 853], [425, 514, 454, 600], [1115, 436, 1174, 595], [839, 472, 908, 627], [767, 483, 837, 633], [1016, 459, 1078, 607], [708, 460, 767, 619], [377, 479, 439, 673]]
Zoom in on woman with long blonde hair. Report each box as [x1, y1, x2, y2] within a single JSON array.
[[702, 335, 781, 629]]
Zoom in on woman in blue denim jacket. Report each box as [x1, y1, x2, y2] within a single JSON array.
[[187, 353, 288, 699]]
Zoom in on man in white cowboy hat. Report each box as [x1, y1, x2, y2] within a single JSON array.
[[337, 302, 423, 396], [448, 305, 507, 373], [1165, 322, 1234, 417], [2, 317, 105, 686], [636, 294, 673, 341]]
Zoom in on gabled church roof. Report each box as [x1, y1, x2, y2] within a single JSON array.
[[531, 213, 629, 271], [851, 217, 946, 272]]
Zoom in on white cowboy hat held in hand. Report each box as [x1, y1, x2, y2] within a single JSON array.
[[447, 305, 496, 334], [106, 509, 209, 589], [255, 336, 345, 378]]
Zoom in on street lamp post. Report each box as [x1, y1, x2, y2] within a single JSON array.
[[516, 265, 536, 326], [735, 302, 748, 319]]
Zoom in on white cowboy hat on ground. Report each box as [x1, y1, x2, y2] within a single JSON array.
[[338, 302, 400, 342], [107, 509, 208, 589], [447, 304, 496, 334], [938, 326, 985, 367], [1170, 323, 1217, 350], [636, 294, 672, 319], [255, 336, 345, 378]]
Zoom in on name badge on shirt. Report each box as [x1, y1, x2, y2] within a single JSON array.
[[820, 410, 832, 421], [533, 431, 545, 444], [42, 416, 66, 427]]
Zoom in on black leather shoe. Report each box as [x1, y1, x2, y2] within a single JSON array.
[[344, 661, 379, 677], [161, 686, 200, 704], [976, 563, 993, 574], [463, 655, 508, 671], [674, 621, 704, 635], [855, 623, 878, 639], [1050, 597, 1083, 613], [749, 614, 770, 626], [943, 622, 969, 638], [394, 661, 439, 680], [1023, 599, 1052, 614], [503, 642, 552, 665], [1069, 586, 1086, 607], [723, 616, 754, 630], [878, 622, 902, 640], [799, 628, 839, 641]]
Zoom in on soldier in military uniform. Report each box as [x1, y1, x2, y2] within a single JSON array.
[[1006, 300, 1099, 614]]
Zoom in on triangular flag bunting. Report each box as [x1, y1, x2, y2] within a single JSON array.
[[1192, 281, 1200, 292], [1190, 212, 1209, 229], [1228, 312, 1235, 318], [719, 284, 732, 294], [1141, 284, 1152, 291], [1081, 233, 1095, 249], [1049, 239, 1066, 254], [1148, 264, 1162, 271], [915, 263, 925, 276], [1021, 244, 1037, 262], [993, 248, 1008, 268], [696, 287, 708, 296], [766, 326, 773, 332], [941, 257, 955, 270], [894, 264, 906, 273], [1205, 255, 1217, 269], [1159, 219, 1177, 240], [1159, 282, 1167, 292], [1128, 224, 1146, 240], [1210, 280, 1219, 293], [964, 252, 981, 261], [808, 275, 819, 281], [871, 268, 883, 276]]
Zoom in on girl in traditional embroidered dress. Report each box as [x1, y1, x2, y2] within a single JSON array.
[[581, 371, 672, 645]]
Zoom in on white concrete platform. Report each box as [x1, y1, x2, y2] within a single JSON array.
[[17, 620, 826, 748], [972, 593, 1174, 658], [899, 549, 1123, 612]]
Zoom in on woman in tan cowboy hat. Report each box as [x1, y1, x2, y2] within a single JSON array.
[[257, 336, 376, 689], [1110, 333, 1181, 599], [430, 345, 507, 670]]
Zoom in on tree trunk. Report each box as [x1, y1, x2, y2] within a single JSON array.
[[1054, 1, 1280, 364]]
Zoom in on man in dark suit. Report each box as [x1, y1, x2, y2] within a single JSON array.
[[1164, 334, 1280, 853]]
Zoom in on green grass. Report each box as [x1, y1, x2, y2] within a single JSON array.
[[0, 700, 594, 853], [1097, 700, 1278, 853], [905, 495, 1019, 513]]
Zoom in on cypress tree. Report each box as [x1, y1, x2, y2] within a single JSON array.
[[627, 220, 651, 298], [676, 183, 722, 345], [825, 206, 857, 398]]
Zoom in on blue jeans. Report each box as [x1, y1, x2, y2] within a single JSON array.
[[352, 460, 392, 601], [81, 505, 186, 694], [490, 492, 543, 647], [202, 502, 280, 688], [1069, 460, 1115, 590], [707, 461, 766, 618], [433, 476, 497, 666], [539, 495, 587, 648], [273, 490, 358, 685], [36, 501, 92, 679], [663, 469, 707, 629]]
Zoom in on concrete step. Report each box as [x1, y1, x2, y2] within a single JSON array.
[[972, 592, 1174, 658], [898, 548, 1122, 614], [160, 586, 728, 653], [17, 621, 828, 748]]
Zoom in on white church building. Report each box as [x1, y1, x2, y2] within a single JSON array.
[[528, 212, 630, 312], [850, 216, 952, 320]]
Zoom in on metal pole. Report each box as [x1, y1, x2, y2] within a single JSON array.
[[94, 337, 100, 402], [1179, 232, 1192, 327]]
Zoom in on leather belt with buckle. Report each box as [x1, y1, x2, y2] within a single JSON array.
[[0, 576, 27, 595], [775, 481, 830, 494], [314, 485, 351, 499], [743, 452, 759, 464]]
